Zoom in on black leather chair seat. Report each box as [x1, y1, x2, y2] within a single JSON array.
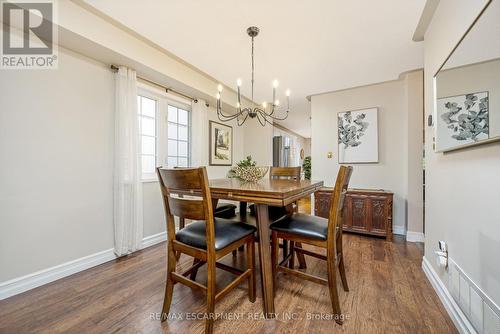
[[248, 204, 288, 221], [214, 203, 237, 219], [269, 213, 329, 241], [176, 218, 256, 251]]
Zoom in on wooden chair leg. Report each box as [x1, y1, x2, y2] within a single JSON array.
[[338, 254, 349, 292], [271, 231, 279, 290], [190, 258, 204, 280], [206, 258, 216, 334], [161, 242, 176, 321], [282, 240, 288, 262], [247, 240, 256, 302], [232, 245, 245, 257], [327, 253, 343, 325], [288, 241, 295, 269], [295, 242, 307, 269]]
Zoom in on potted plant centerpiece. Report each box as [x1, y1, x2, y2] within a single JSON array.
[[227, 156, 269, 182]]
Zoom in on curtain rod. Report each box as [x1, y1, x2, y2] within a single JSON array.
[[110, 65, 198, 103]]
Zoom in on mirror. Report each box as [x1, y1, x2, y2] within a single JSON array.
[[434, 1, 500, 152]]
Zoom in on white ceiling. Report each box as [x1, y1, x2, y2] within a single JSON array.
[[84, 0, 426, 137]]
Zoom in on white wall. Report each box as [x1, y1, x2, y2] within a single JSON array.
[[310, 71, 424, 235], [423, 0, 500, 306], [0, 48, 115, 282], [243, 120, 273, 166]]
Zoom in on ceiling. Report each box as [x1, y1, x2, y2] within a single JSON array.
[[83, 0, 426, 137]]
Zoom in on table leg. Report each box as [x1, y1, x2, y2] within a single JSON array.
[[211, 198, 219, 212], [239, 202, 247, 221], [255, 203, 275, 318]]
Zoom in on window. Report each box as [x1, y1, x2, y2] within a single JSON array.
[[137, 95, 157, 179], [167, 104, 190, 167]]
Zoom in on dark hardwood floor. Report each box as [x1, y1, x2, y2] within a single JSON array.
[[0, 207, 456, 333]]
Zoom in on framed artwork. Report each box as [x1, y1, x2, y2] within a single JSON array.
[[338, 107, 379, 163], [209, 121, 233, 166], [436, 92, 489, 152]]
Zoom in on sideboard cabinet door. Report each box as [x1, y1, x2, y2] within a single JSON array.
[[314, 188, 393, 240]]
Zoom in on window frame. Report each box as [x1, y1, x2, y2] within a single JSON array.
[[166, 101, 191, 168], [137, 84, 192, 182], [137, 93, 159, 181]]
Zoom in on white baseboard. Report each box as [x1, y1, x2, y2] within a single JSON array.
[[393, 225, 406, 236], [0, 231, 167, 301], [141, 231, 167, 248], [422, 256, 477, 334], [406, 231, 425, 242], [0, 248, 117, 301]]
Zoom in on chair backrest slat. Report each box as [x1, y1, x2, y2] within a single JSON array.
[[327, 166, 353, 238], [158, 168, 204, 191], [157, 167, 216, 253], [270, 166, 301, 180], [168, 197, 206, 221]]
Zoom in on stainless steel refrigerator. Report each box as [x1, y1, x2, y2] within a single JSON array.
[[273, 136, 291, 167]]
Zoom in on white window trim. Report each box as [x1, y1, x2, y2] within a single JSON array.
[[137, 83, 192, 182], [166, 102, 191, 168]]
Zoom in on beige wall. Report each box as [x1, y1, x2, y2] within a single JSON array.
[[311, 71, 424, 235], [424, 0, 500, 305], [0, 46, 247, 282]]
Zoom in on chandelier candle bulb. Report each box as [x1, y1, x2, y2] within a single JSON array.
[[214, 26, 290, 126]]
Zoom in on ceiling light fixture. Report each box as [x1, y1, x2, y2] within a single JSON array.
[[216, 26, 290, 126]]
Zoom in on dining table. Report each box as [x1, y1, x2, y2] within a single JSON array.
[[208, 178, 324, 318]]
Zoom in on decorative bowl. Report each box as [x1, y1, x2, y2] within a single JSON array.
[[232, 166, 269, 182]]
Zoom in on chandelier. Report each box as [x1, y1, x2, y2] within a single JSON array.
[[216, 26, 290, 126]]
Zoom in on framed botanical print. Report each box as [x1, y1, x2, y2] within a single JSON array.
[[338, 107, 379, 163], [209, 121, 233, 166], [436, 92, 489, 152]]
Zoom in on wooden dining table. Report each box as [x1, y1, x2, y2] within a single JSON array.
[[208, 178, 324, 317]]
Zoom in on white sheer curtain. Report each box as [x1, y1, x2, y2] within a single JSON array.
[[113, 66, 143, 256], [190, 99, 209, 167]]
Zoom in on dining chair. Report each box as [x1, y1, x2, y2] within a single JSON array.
[[249, 166, 301, 218], [157, 167, 256, 334], [270, 165, 353, 324], [247, 166, 306, 265]]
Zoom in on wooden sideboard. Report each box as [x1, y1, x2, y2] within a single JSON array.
[[314, 188, 394, 241]]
